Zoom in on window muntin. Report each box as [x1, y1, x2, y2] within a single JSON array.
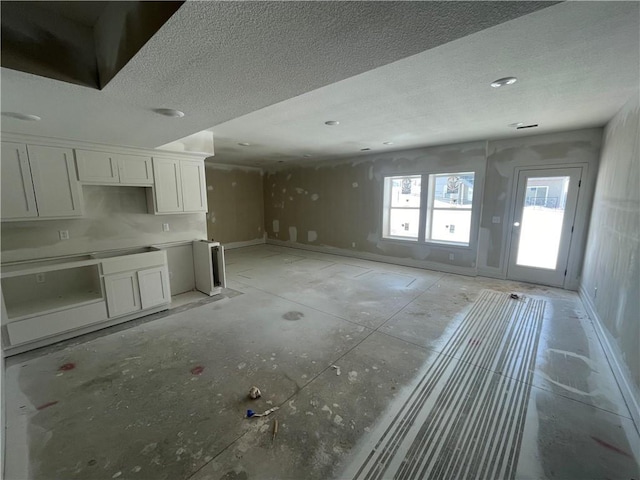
[[382, 171, 476, 246]]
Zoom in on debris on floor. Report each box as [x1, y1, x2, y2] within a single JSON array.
[[272, 419, 278, 443], [246, 406, 280, 418], [249, 386, 262, 399], [332, 365, 341, 376], [510, 293, 521, 300]]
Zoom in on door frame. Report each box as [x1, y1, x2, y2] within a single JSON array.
[[504, 163, 589, 289]]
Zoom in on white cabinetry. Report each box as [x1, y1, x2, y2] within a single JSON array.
[[151, 157, 207, 214], [104, 272, 141, 317], [0, 142, 83, 220], [101, 250, 170, 318], [76, 149, 153, 185], [1, 142, 37, 219]]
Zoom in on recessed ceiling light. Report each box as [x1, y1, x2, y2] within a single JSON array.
[[2, 112, 41, 121], [238, 142, 251, 146], [153, 108, 185, 118], [508, 122, 524, 128], [383, 142, 393, 145], [490, 77, 517, 88], [360, 148, 371, 151], [324, 120, 339, 126]]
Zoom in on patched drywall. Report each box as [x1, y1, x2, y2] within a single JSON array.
[[0, 186, 206, 263], [479, 128, 602, 288], [263, 142, 486, 273], [205, 165, 264, 245], [581, 95, 639, 390]]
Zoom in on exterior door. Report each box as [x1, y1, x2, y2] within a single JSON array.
[[507, 167, 582, 287]]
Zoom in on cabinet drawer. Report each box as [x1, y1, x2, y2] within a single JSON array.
[[100, 251, 166, 275], [6, 300, 107, 345]]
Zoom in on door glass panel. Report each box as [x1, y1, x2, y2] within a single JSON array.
[[516, 176, 570, 269]]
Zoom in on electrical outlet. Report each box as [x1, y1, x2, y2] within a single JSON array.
[[449, 253, 455, 261], [352, 242, 356, 248], [36, 272, 46, 283], [59, 230, 69, 240], [162, 223, 170, 232]]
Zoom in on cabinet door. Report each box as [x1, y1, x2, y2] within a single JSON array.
[[75, 150, 120, 183], [118, 154, 153, 185], [28, 145, 83, 217], [181, 160, 207, 212], [138, 266, 171, 309], [153, 158, 183, 213], [104, 272, 141, 318], [1, 142, 38, 219]]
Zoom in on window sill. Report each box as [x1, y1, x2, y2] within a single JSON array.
[[381, 237, 473, 250]]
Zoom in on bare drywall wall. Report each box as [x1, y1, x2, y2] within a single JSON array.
[[263, 142, 486, 274], [479, 128, 602, 288], [0, 186, 206, 263], [205, 165, 265, 245], [581, 95, 639, 391]]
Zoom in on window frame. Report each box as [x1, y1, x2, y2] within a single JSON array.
[[381, 170, 478, 248]]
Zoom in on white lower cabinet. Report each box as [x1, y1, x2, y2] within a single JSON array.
[[103, 255, 171, 318], [138, 266, 171, 309], [104, 271, 142, 317]]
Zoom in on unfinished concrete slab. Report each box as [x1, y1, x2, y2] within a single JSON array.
[[4, 245, 639, 479]]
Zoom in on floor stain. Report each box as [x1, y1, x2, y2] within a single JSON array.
[[283, 311, 304, 321]]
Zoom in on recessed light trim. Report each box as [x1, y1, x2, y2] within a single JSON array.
[[508, 122, 524, 128], [2, 112, 41, 121], [324, 120, 340, 126], [491, 77, 517, 88], [238, 142, 251, 146], [153, 108, 185, 118]]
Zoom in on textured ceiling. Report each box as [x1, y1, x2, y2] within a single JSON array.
[[1, 1, 554, 148], [1, 1, 638, 166]]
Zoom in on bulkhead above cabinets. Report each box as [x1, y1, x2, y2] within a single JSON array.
[[0, 133, 209, 221]]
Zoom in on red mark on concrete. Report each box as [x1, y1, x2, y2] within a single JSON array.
[[190, 366, 205, 375], [59, 363, 75, 371], [590, 436, 632, 458], [468, 338, 482, 347], [36, 401, 59, 410]]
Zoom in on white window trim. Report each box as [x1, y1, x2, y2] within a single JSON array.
[[382, 171, 477, 248]]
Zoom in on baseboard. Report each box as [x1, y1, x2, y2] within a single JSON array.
[[265, 239, 477, 277], [579, 286, 640, 433], [222, 238, 266, 250]]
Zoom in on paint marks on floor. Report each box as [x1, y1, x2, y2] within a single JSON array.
[[282, 311, 304, 321], [346, 290, 545, 480], [36, 401, 59, 410], [590, 436, 633, 458], [59, 363, 75, 371], [190, 366, 205, 375]]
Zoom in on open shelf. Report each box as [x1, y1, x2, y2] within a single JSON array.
[[2, 264, 104, 321]]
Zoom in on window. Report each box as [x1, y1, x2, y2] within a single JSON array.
[[382, 172, 476, 246]]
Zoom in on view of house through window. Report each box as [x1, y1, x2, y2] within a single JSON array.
[[382, 172, 475, 245], [382, 175, 421, 240], [426, 172, 475, 244]]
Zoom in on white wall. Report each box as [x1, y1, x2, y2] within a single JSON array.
[[581, 94, 639, 396]]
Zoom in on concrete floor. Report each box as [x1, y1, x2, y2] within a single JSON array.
[[4, 245, 639, 479]]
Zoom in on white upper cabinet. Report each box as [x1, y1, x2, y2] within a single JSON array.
[[1, 142, 38, 219], [152, 157, 207, 214], [181, 160, 207, 212], [76, 150, 153, 185], [1, 142, 83, 220]]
